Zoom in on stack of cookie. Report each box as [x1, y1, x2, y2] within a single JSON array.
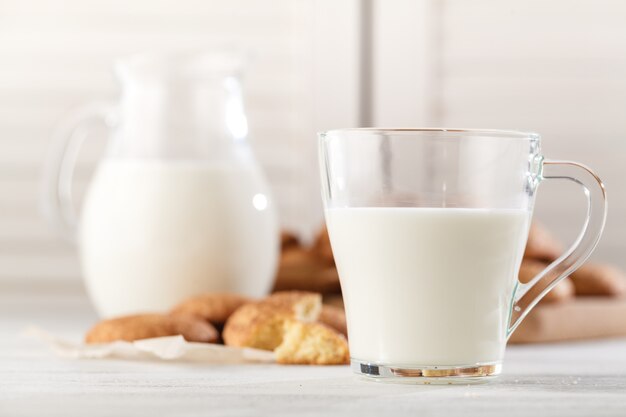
[[85, 291, 349, 365], [274, 228, 342, 306]]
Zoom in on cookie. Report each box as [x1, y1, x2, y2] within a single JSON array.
[[518, 259, 575, 303], [318, 305, 347, 337], [170, 293, 252, 325], [275, 320, 349, 365], [322, 294, 344, 308], [570, 262, 626, 297], [313, 225, 334, 265], [273, 248, 341, 294], [281, 231, 300, 251], [264, 291, 323, 319], [222, 291, 322, 350], [85, 313, 218, 344], [524, 222, 564, 262]]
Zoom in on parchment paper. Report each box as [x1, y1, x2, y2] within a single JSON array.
[[23, 326, 275, 363]]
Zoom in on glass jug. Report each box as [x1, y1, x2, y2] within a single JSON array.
[[43, 52, 279, 318]]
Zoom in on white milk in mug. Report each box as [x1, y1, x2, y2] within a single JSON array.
[[326, 207, 530, 366]]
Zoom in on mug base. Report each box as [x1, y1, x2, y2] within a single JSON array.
[[352, 359, 502, 384]]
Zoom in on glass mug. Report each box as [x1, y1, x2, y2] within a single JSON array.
[[319, 128, 607, 383]]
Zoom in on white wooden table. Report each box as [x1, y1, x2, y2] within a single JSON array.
[[1, 285, 625, 417]]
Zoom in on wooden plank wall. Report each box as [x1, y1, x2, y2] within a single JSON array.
[[0, 0, 347, 283], [1, 0, 624, 285]]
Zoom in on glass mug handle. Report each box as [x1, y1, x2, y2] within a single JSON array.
[[41, 102, 114, 242], [507, 159, 608, 337]]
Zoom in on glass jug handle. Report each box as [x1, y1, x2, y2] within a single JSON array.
[[42, 102, 114, 242], [507, 159, 608, 338]]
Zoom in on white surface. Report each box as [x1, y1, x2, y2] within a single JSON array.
[[1, 286, 625, 417], [327, 207, 528, 365]]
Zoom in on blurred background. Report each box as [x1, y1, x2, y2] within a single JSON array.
[[0, 0, 624, 288]]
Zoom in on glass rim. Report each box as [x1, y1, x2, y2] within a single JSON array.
[[319, 128, 540, 140]]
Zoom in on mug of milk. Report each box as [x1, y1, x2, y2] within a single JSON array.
[[43, 51, 279, 317], [319, 128, 606, 383]]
